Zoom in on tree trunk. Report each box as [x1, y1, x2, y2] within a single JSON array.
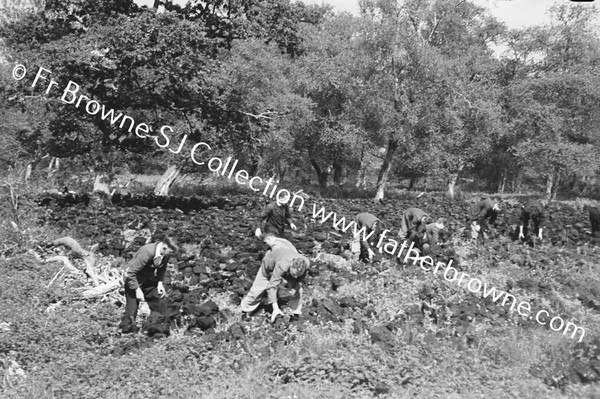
[[92, 173, 111, 194], [355, 145, 366, 188], [447, 174, 458, 200], [407, 175, 419, 191], [513, 168, 523, 193], [310, 159, 329, 189], [545, 173, 554, 201], [374, 138, 399, 202], [447, 164, 464, 200], [497, 168, 507, 194], [249, 159, 259, 177], [551, 171, 560, 201], [154, 164, 182, 196], [278, 164, 287, 182], [47, 157, 55, 178], [333, 162, 343, 185]]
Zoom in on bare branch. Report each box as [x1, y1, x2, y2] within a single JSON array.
[[427, 12, 439, 43], [240, 110, 278, 120], [447, 85, 481, 111]]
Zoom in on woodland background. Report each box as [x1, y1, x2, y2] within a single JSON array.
[[1, 0, 599, 202]]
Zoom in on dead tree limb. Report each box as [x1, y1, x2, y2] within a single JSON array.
[[240, 110, 277, 120], [45, 256, 83, 275], [52, 237, 99, 286], [81, 280, 121, 299]]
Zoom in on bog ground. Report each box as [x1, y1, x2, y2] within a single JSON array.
[[0, 191, 599, 398]]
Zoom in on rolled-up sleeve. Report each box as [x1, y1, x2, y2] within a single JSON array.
[[124, 249, 152, 290], [266, 261, 287, 304]]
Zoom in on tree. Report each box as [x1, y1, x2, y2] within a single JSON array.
[[351, 0, 504, 200], [293, 13, 364, 189], [502, 3, 600, 200]]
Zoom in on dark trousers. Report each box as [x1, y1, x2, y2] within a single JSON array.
[[357, 223, 379, 262], [264, 224, 285, 238], [120, 281, 167, 332], [359, 238, 373, 261], [591, 207, 600, 237], [522, 215, 541, 239]]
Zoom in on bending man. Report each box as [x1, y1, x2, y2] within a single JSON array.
[[519, 198, 545, 241], [255, 192, 297, 238], [469, 197, 501, 242], [355, 212, 385, 262], [119, 237, 178, 333], [399, 207, 431, 241], [241, 233, 310, 323], [422, 218, 446, 256]]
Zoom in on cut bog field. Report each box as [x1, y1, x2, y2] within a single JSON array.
[[0, 191, 597, 397]]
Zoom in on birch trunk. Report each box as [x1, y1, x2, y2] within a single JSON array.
[[154, 164, 182, 196], [355, 145, 366, 188], [92, 173, 111, 194], [446, 164, 464, 200], [374, 138, 399, 202]]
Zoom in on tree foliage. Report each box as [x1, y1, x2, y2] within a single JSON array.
[[1, 0, 600, 199]]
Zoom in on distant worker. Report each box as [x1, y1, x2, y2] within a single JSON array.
[[255, 192, 297, 238], [590, 205, 600, 237], [119, 237, 178, 334], [354, 212, 385, 262], [421, 218, 447, 256], [469, 197, 501, 242], [241, 233, 310, 323], [519, 198, 545, 242], [399, 207, 431, 242]]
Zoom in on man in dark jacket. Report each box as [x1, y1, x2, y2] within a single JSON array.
[[469, 198, 501, 241], [399, 207, 431, 241], [519, 198, 545, 241], [354, 212, 385, 262], [421, 218, 447, 256], [241, 233, 310, 323], [119, 237, 178, 333], [255, 193, 297, 238]]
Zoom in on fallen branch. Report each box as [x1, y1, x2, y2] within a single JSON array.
[[47, 266, 66, 288], [81, 279, 121, 299], [52, 237, 99, 286], [45, 256, 83, 275]]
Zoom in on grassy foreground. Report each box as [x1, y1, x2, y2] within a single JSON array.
[[2, 234, 600, 399]]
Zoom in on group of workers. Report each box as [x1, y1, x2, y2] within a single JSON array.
[[118, 193, 600, 334]]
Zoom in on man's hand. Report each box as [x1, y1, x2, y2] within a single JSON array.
[[135, 288, 145, 302], [290, 223, 297, 231], [157, 282, 166, 298], [255, 228, 262, 238], [271, 304, 284, 323], [367, 248, 376, 260]]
